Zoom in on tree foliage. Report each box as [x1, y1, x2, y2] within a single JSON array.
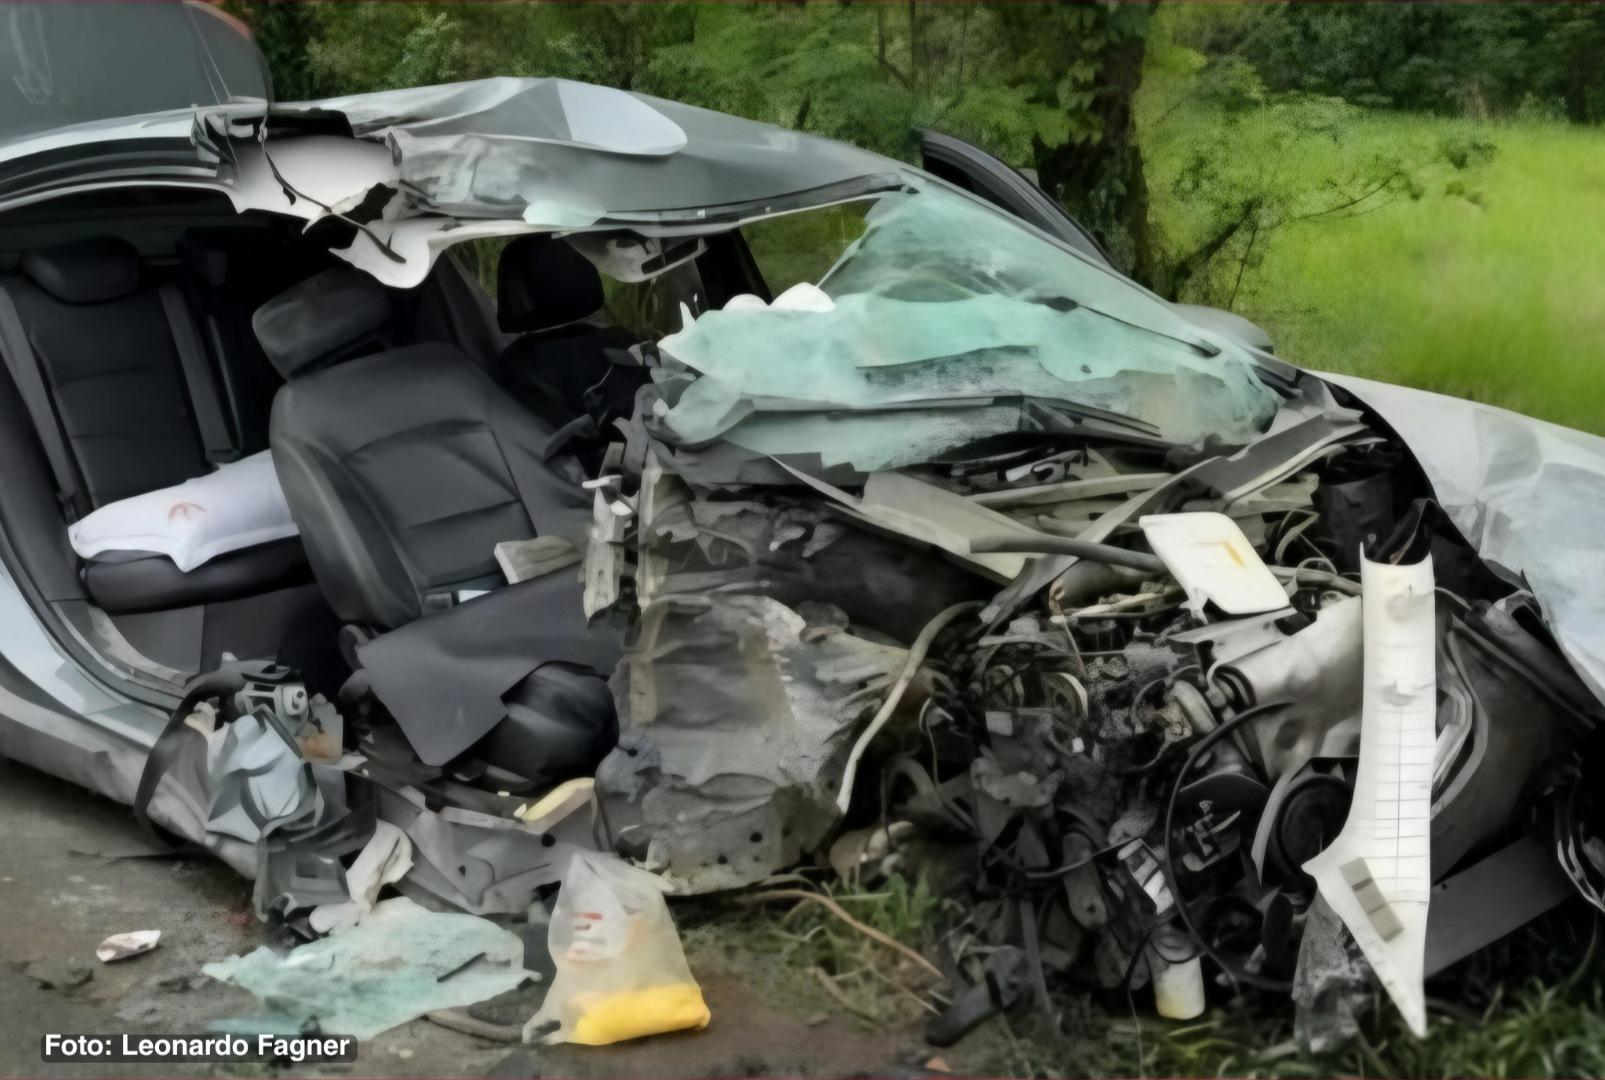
[[1140, 7, 1498, 307], [1241, 2, 1605, 123]]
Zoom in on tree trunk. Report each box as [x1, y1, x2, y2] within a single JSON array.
[[1031, 10, 1158, 289]]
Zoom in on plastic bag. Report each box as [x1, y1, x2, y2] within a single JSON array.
[[524, 852, 710, 1046]]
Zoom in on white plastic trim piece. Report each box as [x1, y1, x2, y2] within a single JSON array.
[[1138, 511, 1289, 616], [1303, 551, 1436, 1038]]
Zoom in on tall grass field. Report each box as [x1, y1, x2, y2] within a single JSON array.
[[1142, 94, 1605, 436]]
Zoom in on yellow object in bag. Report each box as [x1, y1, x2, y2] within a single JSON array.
[[524, 852, 711, 1046], [568, 983, 711, 1046]]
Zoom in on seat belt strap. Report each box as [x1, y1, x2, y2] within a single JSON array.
[[159, 283, 238, 464], [0, 288, 85, 519], [133, 666, 248, 843]]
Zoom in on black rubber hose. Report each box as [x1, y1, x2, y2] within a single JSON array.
[[1162, 699, 1297, 995], [968, 534, 1168, 574]]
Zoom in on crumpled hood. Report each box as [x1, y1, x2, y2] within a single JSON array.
[[1323, 372, 1605, 704]]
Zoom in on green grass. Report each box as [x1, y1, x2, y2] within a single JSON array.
[[1142, 95, 1605, 436], [745, 874, 945, 1028], [1135, 980, 1605, 1078]]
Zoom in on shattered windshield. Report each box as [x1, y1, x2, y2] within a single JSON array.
[[654, 183, 1282, 468]]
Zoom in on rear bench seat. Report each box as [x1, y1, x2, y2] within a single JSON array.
[[0, 235, 312, 613]]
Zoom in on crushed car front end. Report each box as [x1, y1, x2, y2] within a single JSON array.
[[3, 1, 1605, 1049]]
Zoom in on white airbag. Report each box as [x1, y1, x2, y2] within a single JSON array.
[[68, 450, 298, 573]]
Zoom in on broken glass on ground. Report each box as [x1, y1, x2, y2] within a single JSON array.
[[202, 897, 529, 1041]]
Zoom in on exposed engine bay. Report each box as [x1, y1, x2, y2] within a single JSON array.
[[577, 352, 1603, 1045]]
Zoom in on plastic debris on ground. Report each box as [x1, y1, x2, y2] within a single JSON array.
[[96, 930, 161, 963], [308, 820, 413, 934], [203, 897, 529, 1040], [525, 852, 709, 1046]]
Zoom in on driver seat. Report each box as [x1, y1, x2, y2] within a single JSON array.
[[257, 268, 617, 783], [258, 268, 592, 630]]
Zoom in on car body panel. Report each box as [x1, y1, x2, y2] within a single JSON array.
[[1324, 372, 1605, 702]]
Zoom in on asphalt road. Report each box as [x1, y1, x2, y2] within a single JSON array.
[[0, 756, 925, 1079]]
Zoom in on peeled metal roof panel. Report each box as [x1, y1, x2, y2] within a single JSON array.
[[270, 78, 898, 220], [287, 78, 687, 157]]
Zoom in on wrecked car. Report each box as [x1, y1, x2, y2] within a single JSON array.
[[4, 0, 1605, 1049]]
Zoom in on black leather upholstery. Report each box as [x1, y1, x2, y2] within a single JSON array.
[[497, 324, 638, 426], [253, 267, 395, 380], [497, 235, 605, 333], [9, 238, 208, 507], [263, 260, 617, 779], [0, 234, 317, 614], [475, 660, 618, 787], [494, 236, 641, 428], [176, 227, 334, 455], [355, 572, 621, 767], [19, 236, 141, 304], [269, 341, 591, 630], [82, 538, 312, 614]]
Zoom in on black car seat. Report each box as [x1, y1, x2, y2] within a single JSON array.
[[4, 237, 212, 511], [494, 235, 641, 431], [0, 236, 313, 614], [261, 267, 595, 630], [258, 267, 618, 783]]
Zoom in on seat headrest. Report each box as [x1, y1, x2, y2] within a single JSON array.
[[497, 235, 604, 333], [20, 237, 141, 303], [253, 268, 394, 380]]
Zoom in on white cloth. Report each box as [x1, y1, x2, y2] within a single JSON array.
[[68, 450, 298, 572], [309, 821, 414, 934]]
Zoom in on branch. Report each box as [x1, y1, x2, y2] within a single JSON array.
[[1284, 169, 1403, 225], [878, 56, 914, 91], [1226, 213, 1262, 310], [738, 888, 946, 983], [811, 967, 880, 1022], [873, 0, 913, 92], [1166, 197, 1261, 298]]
